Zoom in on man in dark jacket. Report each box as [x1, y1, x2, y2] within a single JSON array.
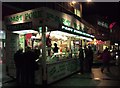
[[22, 47, 38, 86], [79, 45, 84, 74], [88, 46, 94, 73], [14, 48, 23, 84]]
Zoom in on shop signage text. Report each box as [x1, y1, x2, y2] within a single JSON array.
[[5, 10, 43, 23], [62, 25, 94, 38], [46, 12, 81, 30], [5, 7, 83, 31], [97, 20, 109, 29]]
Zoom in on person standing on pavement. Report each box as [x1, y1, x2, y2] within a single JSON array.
[[84, 45, 90, 72], [14, 48, 23, 85], [78, 45, 84, 74], [87, 46, 94, 73], [101, 47, 111, 73], [22, 46, 38, 87]]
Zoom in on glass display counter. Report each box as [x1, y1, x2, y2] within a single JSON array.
[[46, 53, 68, 63], [46, 52, 79, 64]]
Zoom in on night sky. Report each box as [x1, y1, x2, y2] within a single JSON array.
[[82, 2, 120, 24], [2, 2, 120, 25]]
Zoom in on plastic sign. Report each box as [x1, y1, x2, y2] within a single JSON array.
[[5, 7, 83, 31], [5, 10, 43, 24], [97, 20, 109, 29], [109, 22, 116, 29], [61, 25, 94, 38]]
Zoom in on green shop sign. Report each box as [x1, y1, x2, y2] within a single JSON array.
[[61, 25, 94, 38], [5, 10, 43, 24], [5, 7, 83, 31], [45, 12, 81, 30]]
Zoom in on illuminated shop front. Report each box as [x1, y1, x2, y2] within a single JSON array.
[[0, 30, 5, 63], [4, 7, 94, 85]]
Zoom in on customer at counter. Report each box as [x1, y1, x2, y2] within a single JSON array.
[[53, 43, 59, 53]]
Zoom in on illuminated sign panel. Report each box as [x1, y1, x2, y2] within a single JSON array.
[[97, 20, 109, 29], [61, 25, 94, 38], [5, 10, 43, 25], [5, 7, 83, 31], [44, 8, 82, 30]]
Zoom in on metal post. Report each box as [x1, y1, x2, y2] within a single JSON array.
[[41, 26, 47, 86]]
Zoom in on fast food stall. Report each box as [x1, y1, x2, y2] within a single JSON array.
[[4, 7, 94, 85]]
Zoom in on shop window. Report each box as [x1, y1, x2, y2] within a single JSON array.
[[74, 9, 81, 17]]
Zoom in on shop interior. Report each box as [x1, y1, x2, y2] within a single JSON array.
[[12, 27, 93, 63]]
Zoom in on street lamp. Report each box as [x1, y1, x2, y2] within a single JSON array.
[[70, 1, 76, 7], [87, 0, 92, 2], [71, 1, 76, 5]]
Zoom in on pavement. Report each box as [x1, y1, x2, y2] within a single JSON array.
[[49, 66, 120, 88], [1, 64, 120, 88]]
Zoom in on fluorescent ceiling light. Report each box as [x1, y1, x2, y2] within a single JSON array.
[[50, 31, 92, 41], [51, 31, 76, 37], [12, 30, 38, 34], [0, 30, 4, 34], [115, 43, 118, 46], [76, 36, 92, 41]]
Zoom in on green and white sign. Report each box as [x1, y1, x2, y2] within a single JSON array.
[[5, 7, 83, 31], [5, 9, 43, 25], [43, 7, 82, 30], [61, 25, 94, 38]]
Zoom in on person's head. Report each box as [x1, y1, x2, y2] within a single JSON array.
[[104, 47, 109, 51], [25, 46, 31, 52], [88, 46, 91, 50], [54, 43, 57, 47]]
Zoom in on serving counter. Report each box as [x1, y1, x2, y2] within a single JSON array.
[[46, 58, 80, 84]]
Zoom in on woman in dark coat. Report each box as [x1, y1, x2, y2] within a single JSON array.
[[101, 47, 111, 73]]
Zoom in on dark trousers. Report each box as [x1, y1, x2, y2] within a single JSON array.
[[80, 60, 84, 74], [23, 69, 35, 86], [101, 61, 110, 72], [16, 68, 21, 84], [88, 59, 93, 73], [84, 58, 92, 73]]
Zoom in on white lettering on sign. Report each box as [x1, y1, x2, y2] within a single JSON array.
[[62, 26, 73, 32], [62, 25, 94, 38]]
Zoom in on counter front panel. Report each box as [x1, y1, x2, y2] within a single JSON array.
[[47, 59, 80, 84]]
